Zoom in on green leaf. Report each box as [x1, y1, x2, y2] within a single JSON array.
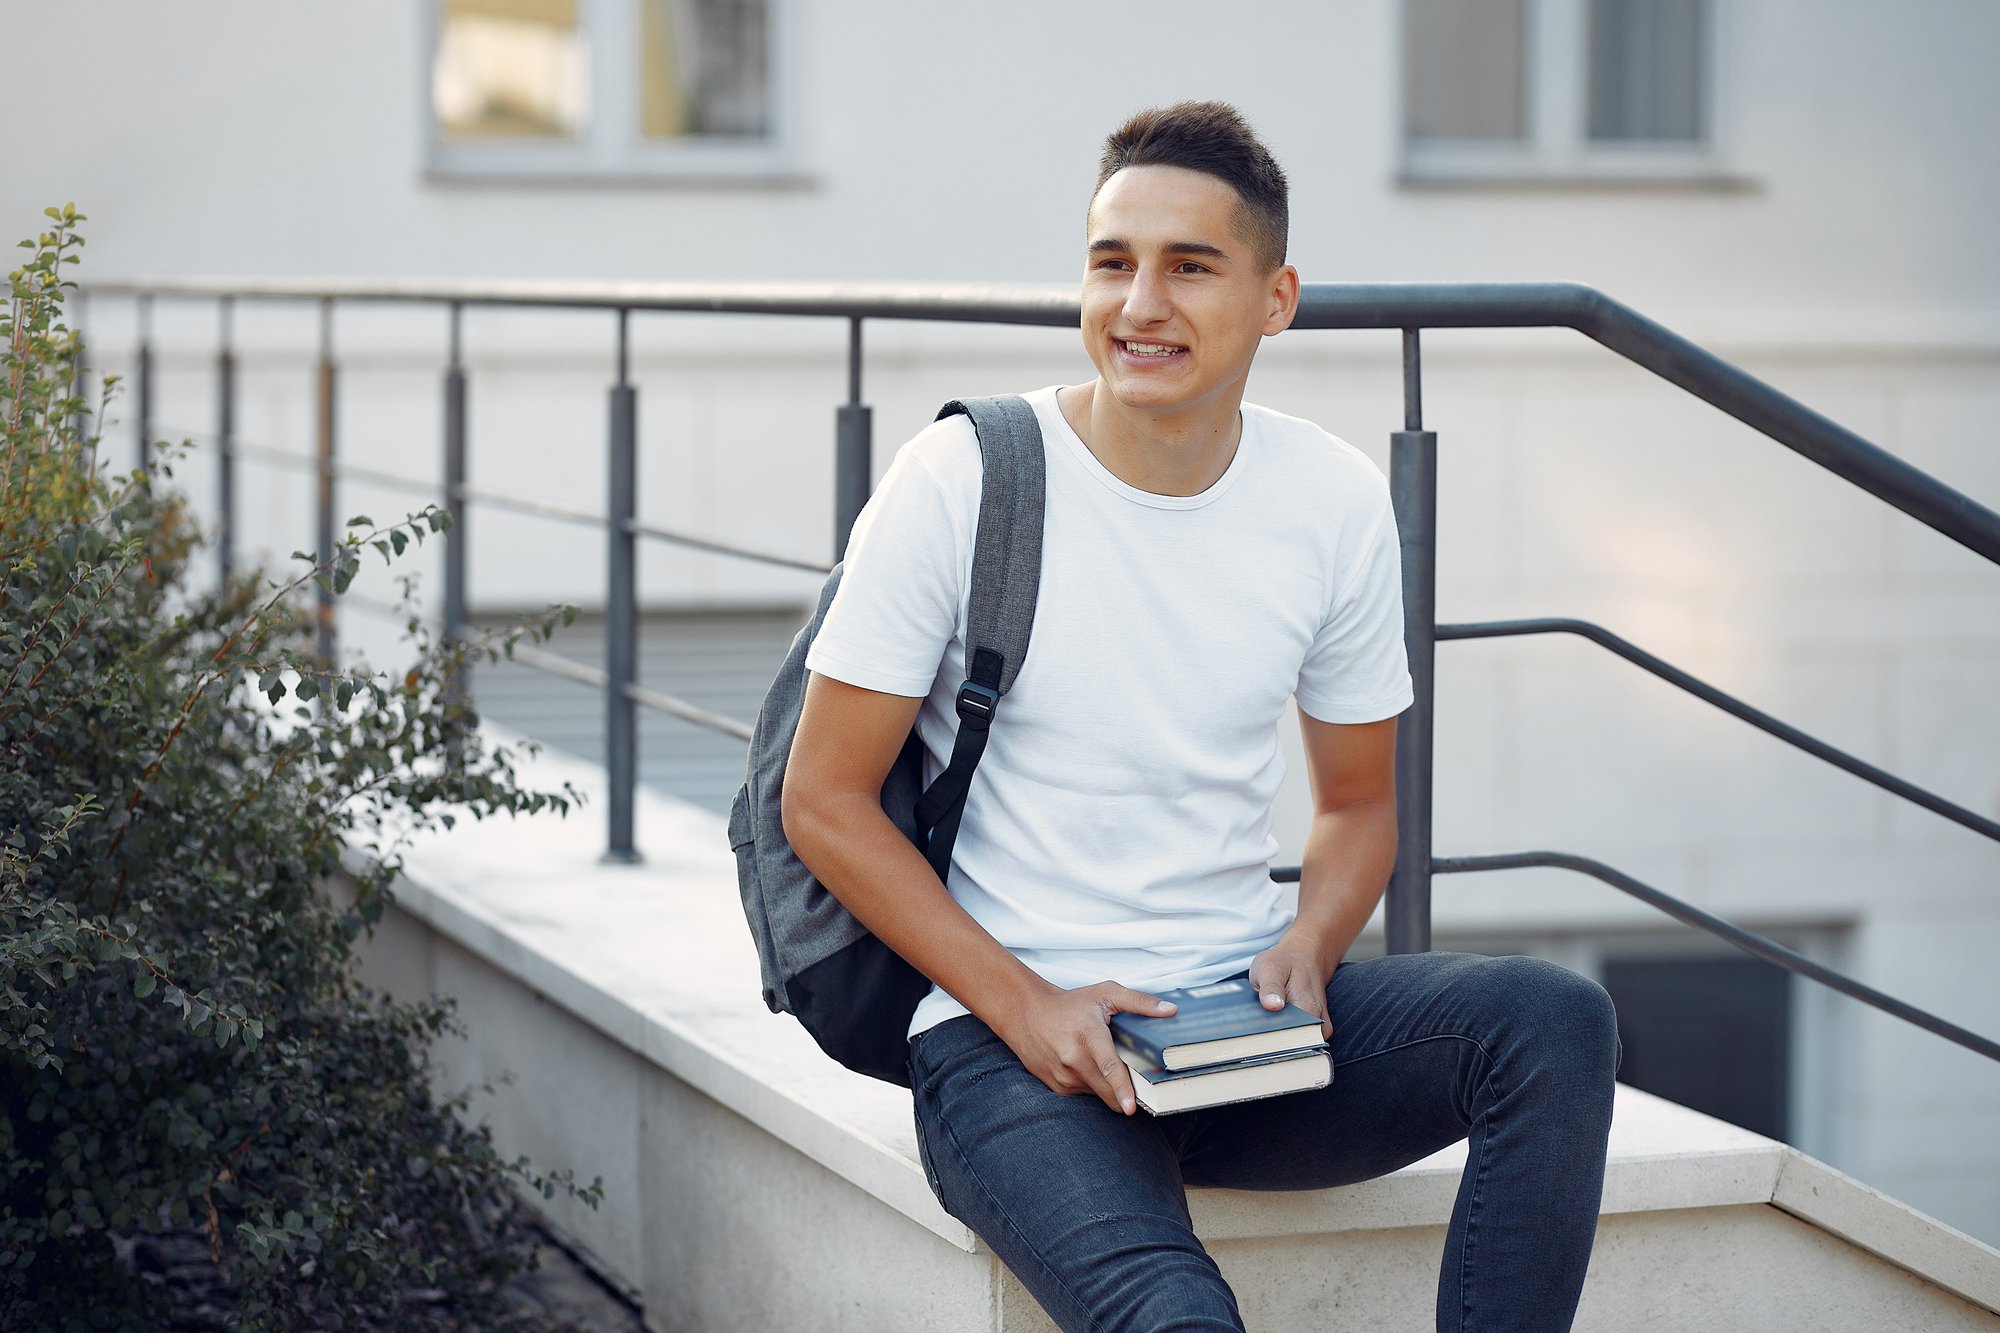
[[133, 971, 157, 998]]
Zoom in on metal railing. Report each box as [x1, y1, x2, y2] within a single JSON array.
[[83, 276, 2000, 1066]]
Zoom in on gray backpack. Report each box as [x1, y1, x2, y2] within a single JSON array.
[[729, 396, 1045, 1085]]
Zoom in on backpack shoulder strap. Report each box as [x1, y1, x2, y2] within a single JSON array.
[[941, 394, 1045, 696], [912, 395, 1046, 876]]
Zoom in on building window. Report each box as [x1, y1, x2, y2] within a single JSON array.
[[638, 0, 771, 140], [1402, 0, 1723, 184], [427, 0, 791, 181], [434, 0, 588, 141], [1586, 0, 1707, 143]]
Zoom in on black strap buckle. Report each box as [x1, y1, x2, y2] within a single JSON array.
[[955, 680, 999, 728]]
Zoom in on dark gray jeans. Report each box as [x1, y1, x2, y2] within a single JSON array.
[[908, 952, 1620, 1332]]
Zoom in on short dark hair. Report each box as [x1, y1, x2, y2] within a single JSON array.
[[1094, 100, 1289, 271]]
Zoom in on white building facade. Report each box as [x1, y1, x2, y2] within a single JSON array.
[[8, 0, 1997, 1243]]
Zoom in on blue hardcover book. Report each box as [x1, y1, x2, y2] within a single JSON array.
[[1109, 976, 1324, 1071], [1117, 1045, 1332, 1115]]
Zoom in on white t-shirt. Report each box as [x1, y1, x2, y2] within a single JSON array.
[[805, 385, 1413, 1040]]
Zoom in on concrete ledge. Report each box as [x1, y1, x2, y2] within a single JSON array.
[[353, 734, 2000, 1330]]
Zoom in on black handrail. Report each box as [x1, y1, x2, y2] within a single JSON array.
[[92, 277, 2000, 565], [87, 276, 2000, 1070], [1267, 853, 2000, 1064], [1436, 852, 2000, 1065], [1440, 618, 2000, 846]]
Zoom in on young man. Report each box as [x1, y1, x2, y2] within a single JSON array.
[[783, 101, 1618, 1333]]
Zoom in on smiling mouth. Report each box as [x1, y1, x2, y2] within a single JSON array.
[[1119, 339, 1186, 358]]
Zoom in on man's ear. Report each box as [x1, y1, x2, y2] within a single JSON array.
[[1264, 265, 1301, 336]]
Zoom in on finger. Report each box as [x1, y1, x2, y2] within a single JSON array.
[[1301, 997, 1334, 1041], [1105, 985, 1177, 1017], [1249, 966, 1292, 1010], [1084, 1037, 1139, 1116], [1285, 982, 1333, 1040]]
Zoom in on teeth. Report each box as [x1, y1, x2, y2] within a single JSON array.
[[1122, 341, 1182, 356]]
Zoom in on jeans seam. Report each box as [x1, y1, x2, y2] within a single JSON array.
[[1450, 1044, 1501, 1333], [1330, 1031, 1501, 1332], [1331, 1029, 1498, 1082], [929, 1088, 1107, 1333]]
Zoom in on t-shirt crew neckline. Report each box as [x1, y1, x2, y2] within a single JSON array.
[[1044, 386, 1251, 511]]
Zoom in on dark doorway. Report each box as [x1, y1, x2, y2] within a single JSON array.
[[1602, 953, 1791, 1140]]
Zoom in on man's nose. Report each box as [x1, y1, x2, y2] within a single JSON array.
[[1122, 264, 1172, 326]]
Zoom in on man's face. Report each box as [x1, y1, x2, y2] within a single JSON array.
[[1080, 165, 1297, 420]]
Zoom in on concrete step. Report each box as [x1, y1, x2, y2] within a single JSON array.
[[351, 732, 2000, 1333]]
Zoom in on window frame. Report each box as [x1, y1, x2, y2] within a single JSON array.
[[1399, 0, 1744, 189], [421, 0, 800, 185]]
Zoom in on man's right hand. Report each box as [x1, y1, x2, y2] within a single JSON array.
[[996, 982, 1178, 1116]]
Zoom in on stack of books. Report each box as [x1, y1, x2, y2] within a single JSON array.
[[1108, 976, 1332, 1115]]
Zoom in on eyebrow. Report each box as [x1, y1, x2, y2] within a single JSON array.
[[1089, 238, 1231, 260]]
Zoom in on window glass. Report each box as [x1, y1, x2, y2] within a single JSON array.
[[433, 0, 588, 140], [1587, 0, 1706, 142], [1403, 0, 1529, 141], [639, 0, 771, 140]]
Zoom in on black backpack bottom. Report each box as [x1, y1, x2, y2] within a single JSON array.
[[788, 934, 934, 1088]]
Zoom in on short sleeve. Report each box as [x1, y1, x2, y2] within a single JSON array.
[[804, 436, 970, 698], [1294, 498, 1414, 724]]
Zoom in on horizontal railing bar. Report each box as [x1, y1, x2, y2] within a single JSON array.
[[173, 432, 825, 573], [84, 277, 1085, 327], [625, 682, 755, 741], [174, 431, 439, 505], [462, 489, 825, 570], [1440, 617, 2000, 845], [625, 519, 832, 573], [506, 642, 608, 689], [104, 279, 2000, 564], [1435, 850, 2000, 1064], [341, 590, 429, 624], [226, 439, 439, 500], [457, 485, 606, 530], [507, 644, 755, 740]]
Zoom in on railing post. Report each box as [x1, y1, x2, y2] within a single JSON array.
[[1388, 328, 1437, 954], [442, 302, 469, 733], [833, 316, 872, 562], [315, 299, 337, 667], [134, 293, 153, 475], [215, 297, 236, 591], [604, 308, 642, 863]]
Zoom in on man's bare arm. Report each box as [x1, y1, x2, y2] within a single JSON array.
[[1246, 711, 1400, 1036], [781, 672, 1175, 1113]]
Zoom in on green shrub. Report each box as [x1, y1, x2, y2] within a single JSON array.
[[1, 207, 598, 1330]]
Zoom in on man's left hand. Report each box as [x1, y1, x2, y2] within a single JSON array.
[[1246, 942, 1333, 1041]]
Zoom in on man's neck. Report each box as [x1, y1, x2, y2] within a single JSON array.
[[1055, 381, 1246, 498]]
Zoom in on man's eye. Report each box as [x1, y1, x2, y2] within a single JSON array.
[[1175, 261, 1210, 275]]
